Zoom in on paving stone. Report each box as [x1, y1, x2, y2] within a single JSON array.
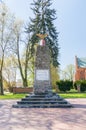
[[0, 99, 86, 130]]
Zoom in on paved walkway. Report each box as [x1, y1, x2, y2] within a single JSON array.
[[0, 99, 86, 130]]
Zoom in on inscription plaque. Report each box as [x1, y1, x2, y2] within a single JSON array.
[[36, 69, 49, 81]]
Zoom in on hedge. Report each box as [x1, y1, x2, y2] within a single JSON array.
[[74, 80, 86, 92], [56, 80, 73, 92]]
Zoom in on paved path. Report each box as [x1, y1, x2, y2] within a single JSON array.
[[0, 99, 86, 130]]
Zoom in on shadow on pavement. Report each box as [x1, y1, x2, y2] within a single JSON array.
[[73, 104, 86, 108]]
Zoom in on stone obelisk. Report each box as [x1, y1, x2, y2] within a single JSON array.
[[34, 34, 51, 94]]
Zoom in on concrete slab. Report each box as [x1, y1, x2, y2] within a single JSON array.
[[0, 99, 86, 130]]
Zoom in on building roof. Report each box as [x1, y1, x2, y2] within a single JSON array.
[[77, 57, 86, 68]]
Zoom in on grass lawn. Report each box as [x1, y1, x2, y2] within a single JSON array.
[[0, 93, 27, 99], [59, 93, 86, 98], [0, 92, 86, 99], [59, 89, 86, 98]]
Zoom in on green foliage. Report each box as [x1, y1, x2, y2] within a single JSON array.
[[74, 80, 86, 92], [61, 64, 75, 81], [26, 0, 59, 67], [50, 64, 60, 89], [56, 80, 73, 92]]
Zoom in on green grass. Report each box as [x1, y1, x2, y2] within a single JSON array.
[[0, 92, 86, 99], [0, 93, 27, 99], [59, 93, 86, 98]]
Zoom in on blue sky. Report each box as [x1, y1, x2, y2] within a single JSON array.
[[3, 0, 86, 70]]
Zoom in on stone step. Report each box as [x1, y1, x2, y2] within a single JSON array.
[[13, 103, 72, 108], [26, 95, 58, 98], [17, 100, 68, 104], [26, 93, 60, 97], [26, 95, 46, 98], [22, 98, 63, 101], [25, 94, 60, 98], [12, 93, 72, 108]]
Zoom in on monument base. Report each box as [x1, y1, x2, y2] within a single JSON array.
[[34, 85, 52, 94], [12, 91, 72, 108]]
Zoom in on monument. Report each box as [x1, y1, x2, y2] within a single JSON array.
[[13, 34, 72, 108], [34, 34, 51, 94]]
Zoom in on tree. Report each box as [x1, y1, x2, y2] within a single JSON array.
[[3, 56, 17, 91], [0, 3, 15, 94], [12, 19, 34, 87], [50, 64, 59, 90], [61, 64, 75, 81], [27, 58, 34, 87], [26, 0, 59, 67]]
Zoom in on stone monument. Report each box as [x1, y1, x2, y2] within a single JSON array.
[[12, 34, 72, 108], [34, 34, 51, 94]]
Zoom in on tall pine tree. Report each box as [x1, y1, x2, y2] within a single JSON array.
[[27, 0, 59, 67]]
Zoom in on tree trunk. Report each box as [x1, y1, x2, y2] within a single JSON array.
[[0, 72, 4, 95], [23, 78, 28, 88]]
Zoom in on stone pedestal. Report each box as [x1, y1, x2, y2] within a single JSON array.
[[34, 45, 51, 94]]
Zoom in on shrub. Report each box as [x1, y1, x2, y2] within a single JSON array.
[[74, 80, 86, 92], [56, 80, 73, 92], [74, 80, 81, 90]]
